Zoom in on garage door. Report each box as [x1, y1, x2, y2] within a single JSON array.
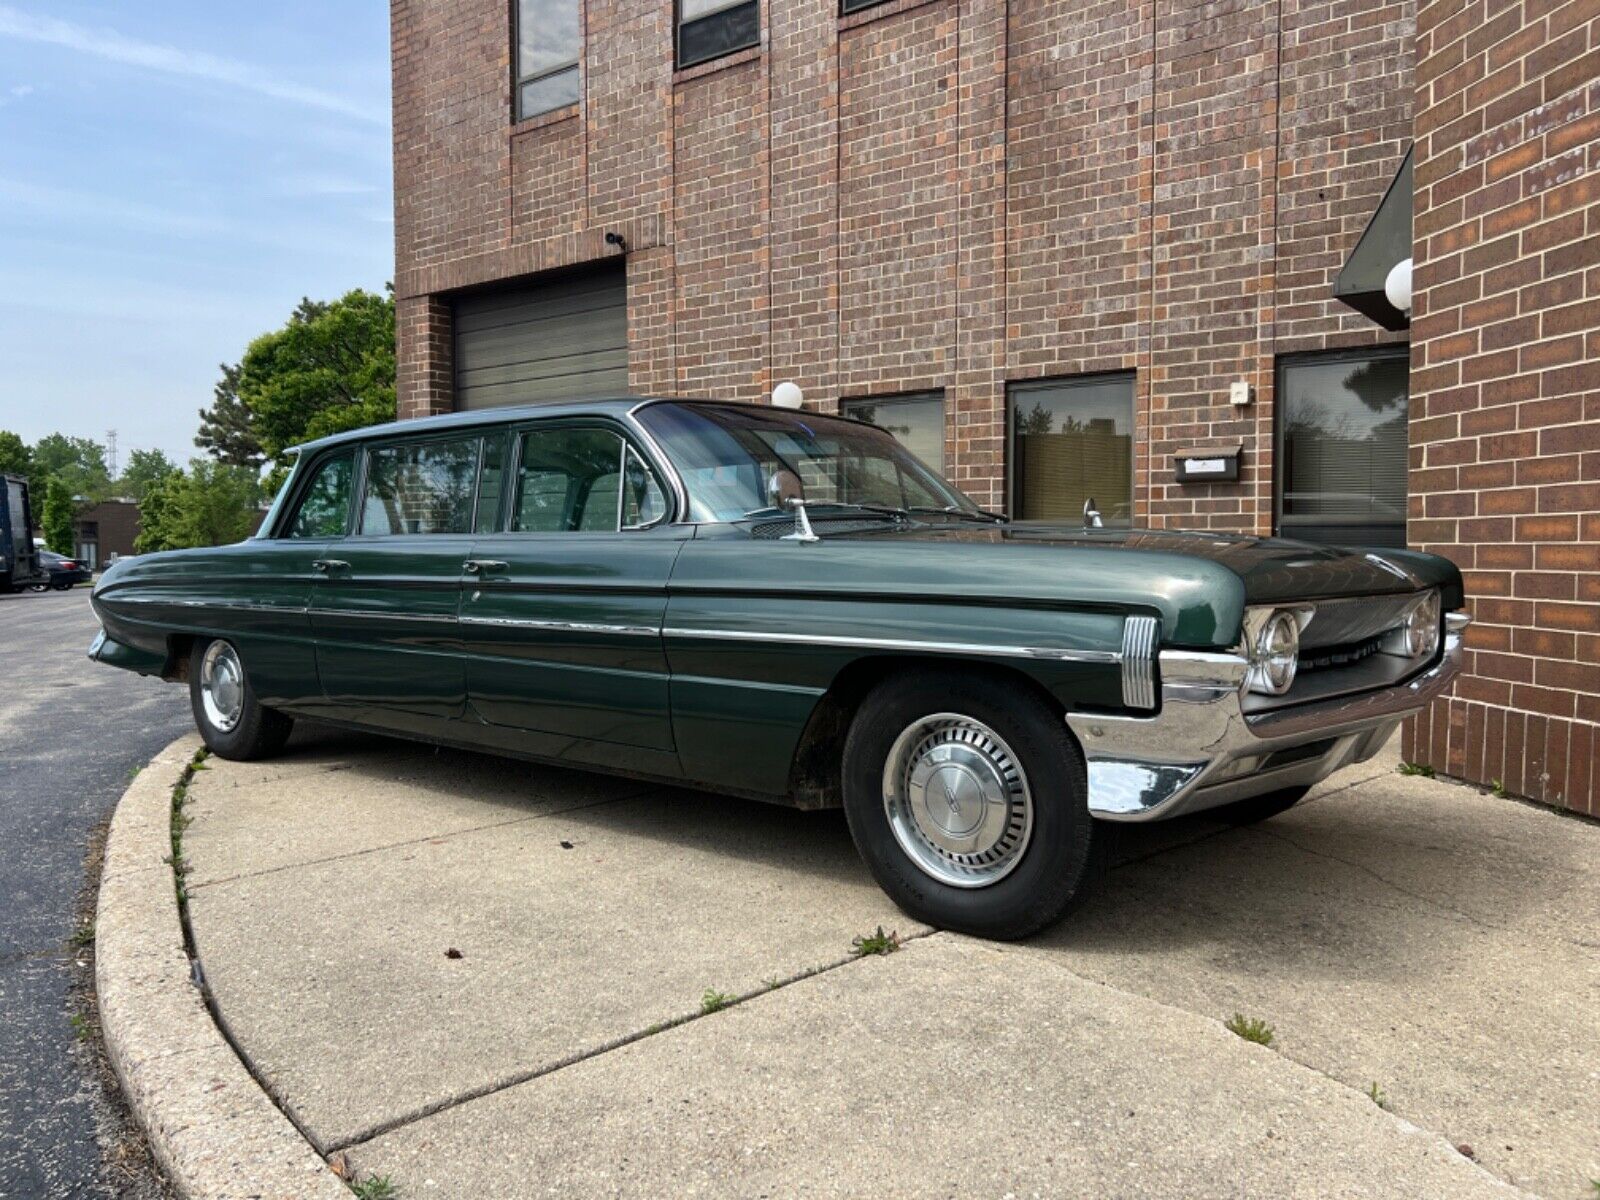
[[454, 265, 628, 410]]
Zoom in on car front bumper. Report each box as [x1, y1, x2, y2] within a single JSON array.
[[1068, 612, 1469, 822]]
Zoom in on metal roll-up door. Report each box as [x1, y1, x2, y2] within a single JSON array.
[[454, 265, 629, 409]]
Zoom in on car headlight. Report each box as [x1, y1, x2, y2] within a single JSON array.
[[1247, 609, 1302, 696], [1382, 589, 1441, 660]]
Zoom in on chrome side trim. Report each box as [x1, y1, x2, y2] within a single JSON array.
[[304, 607, 450, 623], [99, 596, 310, 616], [1120, 615, 1158, 710], [662, 626, 1122, 664], [460, 615, 658, 637]]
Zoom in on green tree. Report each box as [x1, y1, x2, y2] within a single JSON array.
[[31, 433, 112, 506], [0, 430, 30, 479], [136, 461, 259, 553], [236, 288, 395, 484], [42, 477, 75, 555], [133, 470, 182, 554], [117, 448, 178, 502], [195, 362, 266, 468]]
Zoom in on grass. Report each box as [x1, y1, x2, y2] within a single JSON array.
[[1398, 762, 1436, 778], [69, 921, 95, 950], [1225, 1013, 1275, 1046], [1367, 1081, 1389, 1110], [349, 1176, 397, 1200], [851, 926, 901, 957], [166, 749, 209, 906], [1492, 779, 1508, 799], [699, 988, 736, 1014], [69, 1013, 93, 1043]]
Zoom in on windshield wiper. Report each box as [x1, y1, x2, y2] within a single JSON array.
[[741, 500, 910, 522], [906, 505, 1005, 523]]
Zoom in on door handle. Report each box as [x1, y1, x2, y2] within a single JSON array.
[[311, 559, 349, 573], [463, 559, 509, 576]]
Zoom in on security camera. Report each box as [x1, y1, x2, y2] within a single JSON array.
[[604, 231, 627, 253]]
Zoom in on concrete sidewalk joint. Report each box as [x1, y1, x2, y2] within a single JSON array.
[[95, 734, 349, 1200]]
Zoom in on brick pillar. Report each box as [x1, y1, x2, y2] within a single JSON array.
[[396, 294, 454, 418]]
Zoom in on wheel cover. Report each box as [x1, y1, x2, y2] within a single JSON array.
[[882, 712, 1034, 889], [200, 640, 244, 734]]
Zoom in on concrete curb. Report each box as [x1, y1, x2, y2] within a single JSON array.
[[95, 734, 349, 1200]]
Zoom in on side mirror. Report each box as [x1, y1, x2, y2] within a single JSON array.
[[767, 469, 804, 511]]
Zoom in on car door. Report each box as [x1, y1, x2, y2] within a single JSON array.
[[460, 420, 686, 751], [216, 448, 356, 713], [308, 432, 487, 721]]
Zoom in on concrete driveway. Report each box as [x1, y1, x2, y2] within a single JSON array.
[[178, 724, 1599, 1198]]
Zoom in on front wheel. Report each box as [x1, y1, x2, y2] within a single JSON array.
[[188, 638, 293, 760], [842, 669, 1108, 941]]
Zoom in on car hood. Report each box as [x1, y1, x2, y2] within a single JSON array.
[[858, 521, 1463, 608]]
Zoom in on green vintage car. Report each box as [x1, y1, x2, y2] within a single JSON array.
[[89, 399, 1467, 938]]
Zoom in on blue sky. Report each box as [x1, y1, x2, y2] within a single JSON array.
[[0, 2, 392, 468]]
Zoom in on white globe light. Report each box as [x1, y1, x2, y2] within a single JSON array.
[[1384, 257, 1413, 314], [771, 381, 804, 409]]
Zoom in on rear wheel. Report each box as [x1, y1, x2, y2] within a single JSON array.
[[1209, 784, 1311, 826], [842, 669, 1107, 941], [188, 638, 293, 760]]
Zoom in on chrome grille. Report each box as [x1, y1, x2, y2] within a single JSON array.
[[1121, 615, 1158, 711]]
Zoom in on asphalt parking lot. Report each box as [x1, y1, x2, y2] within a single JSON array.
[[0, 588, 188, 1198]]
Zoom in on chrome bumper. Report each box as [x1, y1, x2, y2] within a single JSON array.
[[1068, 612, 1469, 822]]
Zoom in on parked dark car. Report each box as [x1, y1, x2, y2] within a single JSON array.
[[33, 549, 92, 591], [87, 398, 1468, 938]]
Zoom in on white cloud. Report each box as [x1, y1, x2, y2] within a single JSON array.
[[0, 6, 385, 124], [9, 82, 33, 96]]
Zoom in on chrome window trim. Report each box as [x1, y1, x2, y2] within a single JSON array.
[[623, 407, 690, 522], [662, 626, 1122, 664]]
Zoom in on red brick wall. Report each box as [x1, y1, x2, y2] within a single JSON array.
[[1403, 0, 1599, 814], [392, 0, 1416, 497]]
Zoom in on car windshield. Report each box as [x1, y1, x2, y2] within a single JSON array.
[[636, 402, 982, 524]]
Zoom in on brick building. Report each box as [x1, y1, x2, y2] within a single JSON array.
[[389, 0, 1598, 813]]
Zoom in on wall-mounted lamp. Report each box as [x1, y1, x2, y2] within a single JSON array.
[[604, 231, 628, 254], [1384, 257, 1413, 314]]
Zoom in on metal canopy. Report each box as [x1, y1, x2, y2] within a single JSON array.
[[1333, 146, 1413, 332]]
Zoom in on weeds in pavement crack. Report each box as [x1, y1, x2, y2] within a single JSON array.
[[700, 988, 735, 1014], [851, 926, 901, 957], [1398, 761, 1435, 778], [1367, 1081, 1389, 1110], [1225, 1013, 1274, 1046]]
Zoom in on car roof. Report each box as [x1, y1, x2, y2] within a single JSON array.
[[286, 396, 868, 455]]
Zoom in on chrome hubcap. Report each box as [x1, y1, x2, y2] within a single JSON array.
[[200, 641, 244, 733], [882, 713, 1033, 888]]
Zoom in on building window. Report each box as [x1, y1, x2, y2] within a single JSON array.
[[840, 392, 945, 473], [1008, 374, 1135, 525], [839, 0, 888, 15], [515, 0, 580, 119], [1277, 347, 1408, 548], [677, 0, 759, 68]]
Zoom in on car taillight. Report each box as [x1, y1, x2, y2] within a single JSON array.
[[61, 561, 77, 570]]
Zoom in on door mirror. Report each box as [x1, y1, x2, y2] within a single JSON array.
[[767, 469, 804, 512]]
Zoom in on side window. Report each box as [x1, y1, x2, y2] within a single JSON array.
[[360, 438, 480, 536], [286, 453, 354, 538], [512, 427, 666, 533]]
